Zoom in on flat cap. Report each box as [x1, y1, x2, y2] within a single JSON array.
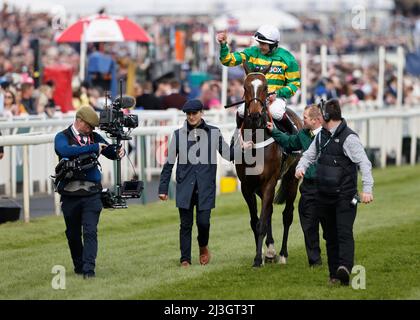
[[76, 106, 99, 127], [182, 99, 204, 113]]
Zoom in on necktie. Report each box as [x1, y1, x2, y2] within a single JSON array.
[[79, 134, 87, 145]]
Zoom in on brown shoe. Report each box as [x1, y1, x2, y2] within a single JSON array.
[[180, 261, 190, 268], [329, 277, 340, 285], [199, 246, 211, 265]]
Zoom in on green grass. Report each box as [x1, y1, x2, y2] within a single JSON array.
[[1, 165, 420, 299]]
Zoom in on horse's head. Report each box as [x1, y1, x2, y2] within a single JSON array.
[[242, 61, 272, 130]]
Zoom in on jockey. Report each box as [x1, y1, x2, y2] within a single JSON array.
[[216, 25, 301, 133]]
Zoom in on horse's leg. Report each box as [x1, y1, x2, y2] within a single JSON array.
[[264, 216, 277, 263], [241, 187, 259, 250], [279, 167, 299, 264], [265, 215, 274, 247], [257, 189, 275, 257], [254, 180, 277, 267]]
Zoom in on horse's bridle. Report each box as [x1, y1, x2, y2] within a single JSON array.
[[243, 72, 271, 119], [245, 97, 267, 112], [244, 96, 272, 125], [241, 72, 274, 145]]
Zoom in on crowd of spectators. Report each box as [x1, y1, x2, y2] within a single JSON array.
[[292, 14, 418, 55], [303, 58, 420, 107], [0, 3, 419, 120]]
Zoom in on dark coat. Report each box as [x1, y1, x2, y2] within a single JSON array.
[[0, 130, 3, 154], [158, 119, 233, 210]]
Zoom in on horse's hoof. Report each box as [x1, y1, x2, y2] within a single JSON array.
[[253, 259, 263, 268], [265, 244, 276, 259], [277, 255, 287, 265], [264, 255, 277, 264]]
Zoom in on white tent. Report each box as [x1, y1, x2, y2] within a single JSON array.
[[1, 0, 394, 15], [213, 8, 301, 32]]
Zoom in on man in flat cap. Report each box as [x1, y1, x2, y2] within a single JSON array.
[[54, 106, 125, 279], [159, 99, 236, 268]]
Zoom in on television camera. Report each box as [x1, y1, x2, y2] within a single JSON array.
[[52, 80, 143, 209], [98, 81, 143, 209]]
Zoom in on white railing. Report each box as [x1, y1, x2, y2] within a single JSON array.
[[0, 119, 237, 222], [1, 106, 420, 222]]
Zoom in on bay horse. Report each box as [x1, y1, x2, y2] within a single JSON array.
[[235, 62, 303, 267]]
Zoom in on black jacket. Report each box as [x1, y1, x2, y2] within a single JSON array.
[[159, 120, 233, 210], [316, 120, 358, 198]]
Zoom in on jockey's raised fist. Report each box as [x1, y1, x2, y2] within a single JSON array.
[[216, 31, 227, 45]]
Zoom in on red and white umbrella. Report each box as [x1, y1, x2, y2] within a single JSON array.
[[56, 14, 151, 81], [56, 14, 151, 43]]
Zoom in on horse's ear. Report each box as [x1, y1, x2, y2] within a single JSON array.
[[243, 61, 252, 75], [261, 61, 272, 75]]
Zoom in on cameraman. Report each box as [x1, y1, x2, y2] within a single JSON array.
[[54, 106, 125, 279]]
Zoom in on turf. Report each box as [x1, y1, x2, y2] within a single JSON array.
[[0, 164, 419, 299]]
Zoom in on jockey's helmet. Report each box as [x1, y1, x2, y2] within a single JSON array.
[[254, 25, 280, 45]]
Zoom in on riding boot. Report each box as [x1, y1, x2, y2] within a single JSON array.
[[273, 113, 298, 134], [230, 113, 244, 148], [236, 112, 244, 129]]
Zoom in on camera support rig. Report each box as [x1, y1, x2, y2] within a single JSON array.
[[99, 80, 142, 209]]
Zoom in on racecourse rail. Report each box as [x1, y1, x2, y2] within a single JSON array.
[[1, 105, 420, 222]]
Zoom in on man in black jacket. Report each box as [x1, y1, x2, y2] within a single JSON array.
[[295, 99, 374, 286], [158, 99, 233, 267]]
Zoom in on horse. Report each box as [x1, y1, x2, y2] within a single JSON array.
[[235, 62, 303, 267]]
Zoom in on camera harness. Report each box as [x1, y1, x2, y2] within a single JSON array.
[[51, 127, 103, 193], [64, 127, 103, 171]]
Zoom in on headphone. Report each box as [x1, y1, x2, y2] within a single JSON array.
[[318, 99, 330, 122]]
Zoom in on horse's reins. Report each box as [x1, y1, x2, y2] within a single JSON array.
[[228, 70, 276, 149], [224, 91, 277, 109], [240, 93, 275, 149]]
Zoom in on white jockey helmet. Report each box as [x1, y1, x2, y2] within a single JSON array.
[[254, 25, 280, 45]]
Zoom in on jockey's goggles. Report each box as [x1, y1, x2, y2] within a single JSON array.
[[254, 32, 277, 45]]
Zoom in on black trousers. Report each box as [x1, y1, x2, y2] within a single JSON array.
[[178, 189, 211, 264], [61, 193, 102, 274], [316, 193, 357, 278], [298, 179, 325, 266]]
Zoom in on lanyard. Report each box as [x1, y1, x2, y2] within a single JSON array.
[[76, 134, 91, 146], [317, 131, 333, 158], [318, 132, 332, 150]]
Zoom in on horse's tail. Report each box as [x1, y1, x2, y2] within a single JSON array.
[[273, 161, 298, 205], [274, 178, 287, 204]]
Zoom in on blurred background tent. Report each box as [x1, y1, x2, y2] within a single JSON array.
[[1, 0, 396, 15], [213, 7, 301, 32]]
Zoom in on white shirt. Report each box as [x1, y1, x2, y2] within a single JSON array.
[[311, 126, 322, 137], [71, 124, 88, 144]]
